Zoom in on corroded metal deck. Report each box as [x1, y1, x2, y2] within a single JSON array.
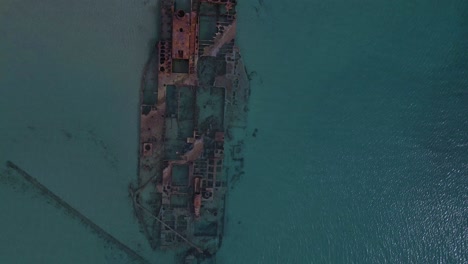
[[131, 0, 249, 262]]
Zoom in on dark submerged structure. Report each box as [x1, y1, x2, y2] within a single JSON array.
[[131, 0, 249, 262]]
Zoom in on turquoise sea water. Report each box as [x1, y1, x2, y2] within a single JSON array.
[[219, 1, 467, 263], [1, 0, 467, 263]]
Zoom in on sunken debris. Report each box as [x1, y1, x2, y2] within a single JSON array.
[[132, 0, 250, 262]]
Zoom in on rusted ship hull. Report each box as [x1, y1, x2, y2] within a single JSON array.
[[131, 0, 249, 262]]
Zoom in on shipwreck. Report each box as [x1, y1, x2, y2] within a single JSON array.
[[131, 0, 249, 262]]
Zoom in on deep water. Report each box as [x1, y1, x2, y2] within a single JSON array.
[[218, 1, 468, 263], [1, 0, 467, 263]]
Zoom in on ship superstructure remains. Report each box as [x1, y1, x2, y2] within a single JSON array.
[[132, 0, 249, 261]]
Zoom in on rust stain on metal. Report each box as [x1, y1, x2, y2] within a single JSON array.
[[132, 0, 249, 262], [172, 9, 191, 60]]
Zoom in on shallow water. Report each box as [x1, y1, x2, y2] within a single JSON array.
[[0, 0, 171, 262], [1, 0, 467, 263]]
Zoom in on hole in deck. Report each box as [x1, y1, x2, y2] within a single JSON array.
[[172, 59, 189, 73], [177, 10, 185, 18]]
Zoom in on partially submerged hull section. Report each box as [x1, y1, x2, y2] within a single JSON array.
[[132, 0, 249, 262]]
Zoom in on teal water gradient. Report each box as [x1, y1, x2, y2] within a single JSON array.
[[1, 0, 467, 263], [218, 1, 467, 263]]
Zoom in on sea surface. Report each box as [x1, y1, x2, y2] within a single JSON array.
[[1, 0, 467, 263]]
